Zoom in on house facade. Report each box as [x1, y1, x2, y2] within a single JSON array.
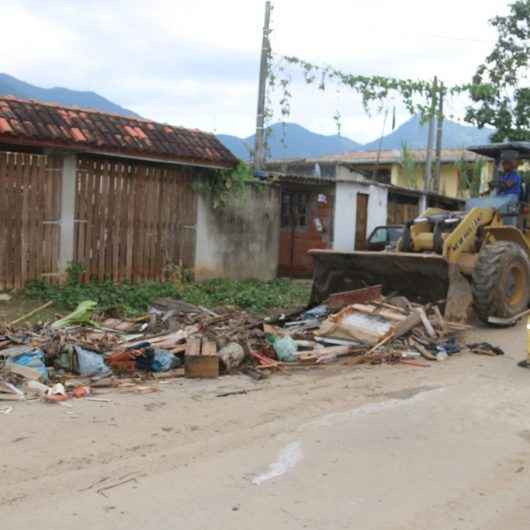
[[278, 148, 489, 199], [268, 158, 464, 277]]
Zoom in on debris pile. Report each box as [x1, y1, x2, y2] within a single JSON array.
[[253, 285, 473, 371], [0, 285, 496, 403], [0, 297, 263, 403]]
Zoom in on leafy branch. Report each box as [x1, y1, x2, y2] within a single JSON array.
[[193, 163, 258, 209]]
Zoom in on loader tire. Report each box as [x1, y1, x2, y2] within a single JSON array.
[[472, 242, 530, 322]]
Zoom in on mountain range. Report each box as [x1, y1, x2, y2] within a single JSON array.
[[0, 73, 139, 118], [220, 117, 493, 160], [0, 73, 493, 159]]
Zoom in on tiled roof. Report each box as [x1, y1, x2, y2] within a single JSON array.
[[0, 96, 238, 168]]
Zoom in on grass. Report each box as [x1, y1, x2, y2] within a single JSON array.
[[21, 277, 311, 318]]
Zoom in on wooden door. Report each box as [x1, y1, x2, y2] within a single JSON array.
[[355, 193, 369, 250]]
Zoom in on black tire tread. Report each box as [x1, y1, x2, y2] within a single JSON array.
[[472, 241, 529, 321]]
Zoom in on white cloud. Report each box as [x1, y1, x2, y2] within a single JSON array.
[[1, 0, 513, 142]]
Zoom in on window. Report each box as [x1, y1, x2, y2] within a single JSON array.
[[388, 227, 404, 242], [368, 227, 388, 244], [281, 192, 291, 227], [281, 191, 309, 228]]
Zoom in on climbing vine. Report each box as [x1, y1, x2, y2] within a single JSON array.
[[193, 162, 258, 209], [262, 3, 529, 141]]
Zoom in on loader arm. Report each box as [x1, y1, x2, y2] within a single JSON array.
[[443, 207, 497, 264]]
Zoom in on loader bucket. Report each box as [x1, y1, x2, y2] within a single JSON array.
[[309, 250, 450, 306]]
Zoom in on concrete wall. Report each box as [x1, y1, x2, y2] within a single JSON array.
[[333, 182, 388, 251], [194, 183, 280, 281]]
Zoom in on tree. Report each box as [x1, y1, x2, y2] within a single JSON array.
[[465, 0, 530, 141]]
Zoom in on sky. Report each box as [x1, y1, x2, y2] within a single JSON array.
[[1, 0, 514, 143]]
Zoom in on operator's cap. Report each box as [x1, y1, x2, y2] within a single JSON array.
[[501, 149, 520, 162]]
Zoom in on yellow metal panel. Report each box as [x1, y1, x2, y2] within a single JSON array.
[[443, 207, 495, 263], [485, 226, 530, 257]]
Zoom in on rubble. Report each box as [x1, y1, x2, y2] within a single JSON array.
[[0, 286, 498, 405]]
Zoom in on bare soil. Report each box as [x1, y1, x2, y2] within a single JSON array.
[[2, 320, 529, 529]]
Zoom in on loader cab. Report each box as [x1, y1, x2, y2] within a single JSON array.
[[466, 142, 530, 232]]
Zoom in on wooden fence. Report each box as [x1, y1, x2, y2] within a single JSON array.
[[0, 150, 198, 289], [75, 157, 197, 282], [0, 151, 62, 289]]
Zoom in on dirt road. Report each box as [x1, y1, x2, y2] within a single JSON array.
[[2, 322, 530, 529]]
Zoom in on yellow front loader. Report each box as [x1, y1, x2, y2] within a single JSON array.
[[310, 142, 530, 323]]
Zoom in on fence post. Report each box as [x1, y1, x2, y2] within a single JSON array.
[[59, 154, 77, 275]]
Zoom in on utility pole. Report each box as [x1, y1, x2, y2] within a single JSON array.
[[254, 1, 272, 172], [424, 76, 438, 191], [433, 82, 445, 193]]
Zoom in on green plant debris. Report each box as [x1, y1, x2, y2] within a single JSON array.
[[51, 300, 98, 329]]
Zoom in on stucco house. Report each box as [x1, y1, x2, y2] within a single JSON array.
[[267, 157, 464, 277]]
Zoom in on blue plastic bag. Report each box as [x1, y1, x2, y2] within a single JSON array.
[[272, 336, 298, 362], [8, 348, 48, 381], [151, 349, 181, 372], [74, 346, 112, 377]]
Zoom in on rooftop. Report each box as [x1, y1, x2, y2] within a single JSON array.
[[0, 96, 238, 168], [268, 148, 485, 167]]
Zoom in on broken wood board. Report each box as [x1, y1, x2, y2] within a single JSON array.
[[5, 363, 43, 381], [326, 285, 382, 310], [351, 304, 407, 322], [185, 337, 219, 379], [317, 306, 392, 345], [418, 308, 437, 339], [392, 310, 422, 339]]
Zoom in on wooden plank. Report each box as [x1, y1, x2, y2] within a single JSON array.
[[326, 285, 383, 310], [392, 310, 423, 339], [20, 152, 30, 285], [13, 152, 24, 288], [125, 165, 135, 281], [0, 152, 7, 289], [97, 160, 110, 281], [89, 160, 100, 278], [418, 308, 437, 339], [185, 355, 219, 379], [351, 304, 407, 322], [185, 337, 202, 356], [202, 340, 218, 356]]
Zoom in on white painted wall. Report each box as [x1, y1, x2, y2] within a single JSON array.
[[333, 182, 388, 251]]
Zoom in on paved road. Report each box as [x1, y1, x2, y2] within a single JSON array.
[[3, 322, 530, 529]]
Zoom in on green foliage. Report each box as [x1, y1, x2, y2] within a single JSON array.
[[179, 278, 310, 314], [23, 277, 310, 317], [399, 143, 417, 189], [464, 0, 530, 141], [24, 279, 181, 316], [193, 162, 258, 209], [456, 158, 484, 197], [270, 55, 438, 128]]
